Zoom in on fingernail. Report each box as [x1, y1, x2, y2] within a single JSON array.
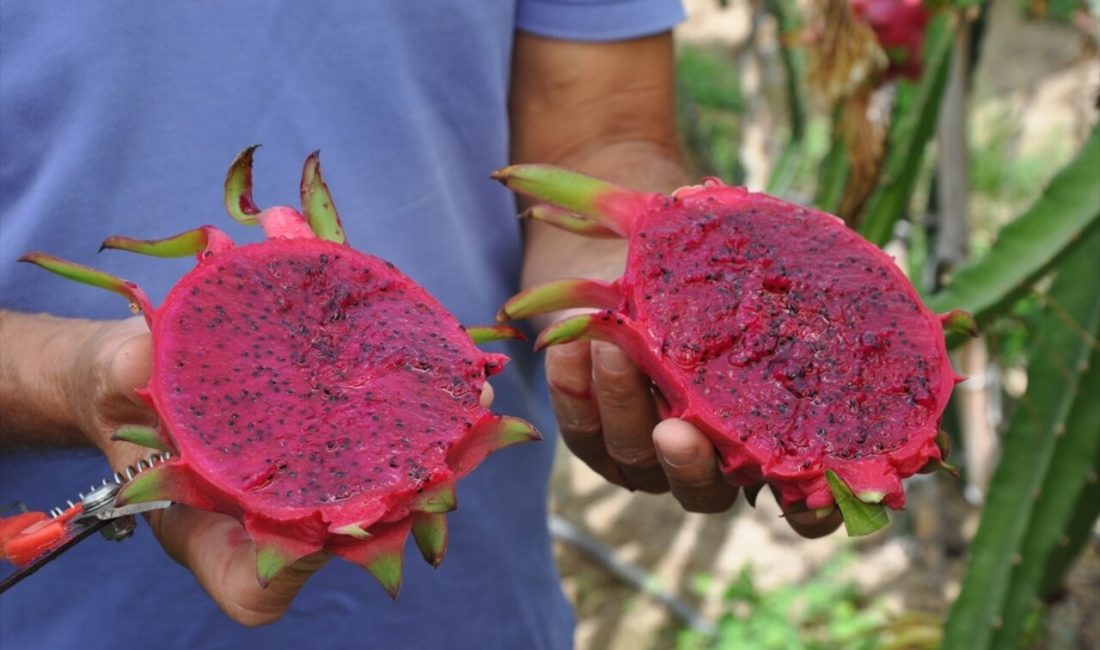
[[549, 342, 585, 359], [660, 444, 698, 468], [594, 342, 630, 373], [550, 394, 590, 424]]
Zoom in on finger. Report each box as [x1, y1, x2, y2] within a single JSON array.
[[546, 342, 627, 487], [653, 419, 739, 512], [769, 484, 844, 538], [479, 382, 495, 408], [782, 505, 844, 539], [149, 506, 329, 626], [111, 332, 154, 411], [591, 342, 667, 493]]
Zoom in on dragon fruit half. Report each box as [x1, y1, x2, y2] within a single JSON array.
[[492, 166, 970, 535], [20, 148, 540, 596]]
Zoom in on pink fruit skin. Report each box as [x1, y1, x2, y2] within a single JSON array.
[[851, 0, 930, 80], [597, 182, 953, 510]]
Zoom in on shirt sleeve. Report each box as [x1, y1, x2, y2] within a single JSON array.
[[516, 0, 686, 41]]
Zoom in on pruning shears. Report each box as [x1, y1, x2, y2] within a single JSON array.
[[0, 452, 175, 593]]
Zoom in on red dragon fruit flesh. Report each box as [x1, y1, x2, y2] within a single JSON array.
[[19, 147, 540, 596], [492, 165, 972, 535]]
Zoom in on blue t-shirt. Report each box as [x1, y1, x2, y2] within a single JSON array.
[[0, 2, 683, 648]]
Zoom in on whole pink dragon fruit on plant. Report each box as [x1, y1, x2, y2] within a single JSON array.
[[20, 147, 539, 596], [492, 166, 970, 535], [851, 0, 931, 80]]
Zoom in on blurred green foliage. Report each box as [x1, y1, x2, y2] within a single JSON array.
[[967, 112, 1078, 253], [678, 45, 747, 112], [676, 45, 748, 185], [1019, 0, 1092, 21], [676, 558, 886, 650]]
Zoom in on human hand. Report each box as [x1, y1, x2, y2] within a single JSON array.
[[545, 340, 843, 538], [65, 316, 328, 626]]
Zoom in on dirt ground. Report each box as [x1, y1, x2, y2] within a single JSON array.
[[553, 438, 1099, 649], [549, 2, 1100, 649], [551, 443, 967, 649]]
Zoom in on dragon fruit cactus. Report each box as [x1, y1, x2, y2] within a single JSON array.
[[492, 166, 971, 535], [851, 0, 931, 80], [20, 147, 540, 596]]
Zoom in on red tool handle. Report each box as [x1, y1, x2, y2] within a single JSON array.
[[0, 504, 82, 566]]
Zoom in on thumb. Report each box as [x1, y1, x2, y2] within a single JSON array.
[[110, 332, 153, 406]]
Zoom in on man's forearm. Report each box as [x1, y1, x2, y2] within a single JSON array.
[[0, 309, 92, 447], [507, 31, 690, 290]]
